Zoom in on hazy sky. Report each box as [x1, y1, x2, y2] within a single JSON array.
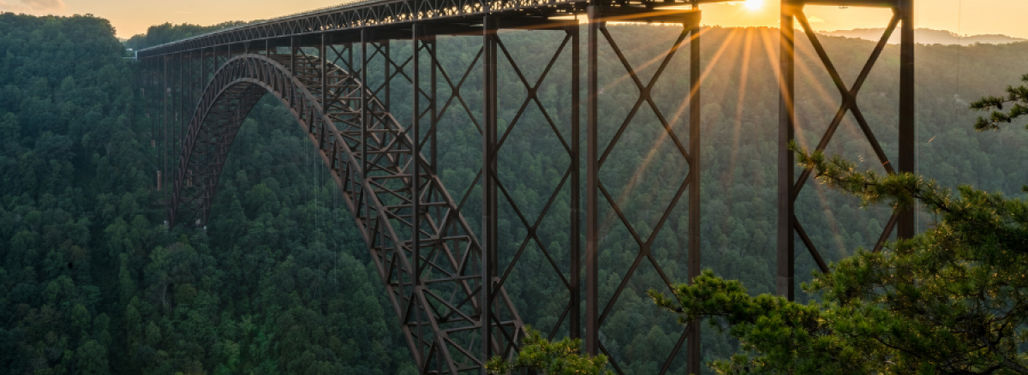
[[0, 0, 1025, 39]]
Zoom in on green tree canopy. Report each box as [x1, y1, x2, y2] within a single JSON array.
[[649, 76, 1028, 374], [487, 327, 613, 375], [972, 73, 1028, 131]]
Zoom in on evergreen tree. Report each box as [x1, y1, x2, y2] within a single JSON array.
[[649, 80, 1028, 374]]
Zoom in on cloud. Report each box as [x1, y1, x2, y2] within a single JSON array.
[[0, 0, 64, 12], [21, 0, 64, 11]]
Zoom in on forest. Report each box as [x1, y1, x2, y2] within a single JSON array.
[[1, 12, 1026, 374]]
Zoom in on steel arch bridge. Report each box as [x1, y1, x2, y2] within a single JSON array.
[[137, 0, 917, 373]]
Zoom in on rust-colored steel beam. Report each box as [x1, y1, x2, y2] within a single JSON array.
[[585, 5, 600, 357], [481, 14, 500, 369]]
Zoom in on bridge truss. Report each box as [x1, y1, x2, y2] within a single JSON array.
[[138, 0, 916, 373]]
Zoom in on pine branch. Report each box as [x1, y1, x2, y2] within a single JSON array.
[[971, 74, 1028, 131]]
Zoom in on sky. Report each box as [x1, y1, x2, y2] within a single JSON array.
[[0, 0, 1026, 40]]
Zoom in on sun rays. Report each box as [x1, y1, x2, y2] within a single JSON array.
[[597, 15, 896, 258], [604, 27, 740, 227]]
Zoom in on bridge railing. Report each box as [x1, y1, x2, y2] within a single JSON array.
[[134, 0, 747, 59]]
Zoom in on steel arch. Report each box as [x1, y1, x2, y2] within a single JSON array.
[[170, 53, 524, 374]]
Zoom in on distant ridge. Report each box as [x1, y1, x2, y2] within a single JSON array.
[[823, 28, 1025, 46]]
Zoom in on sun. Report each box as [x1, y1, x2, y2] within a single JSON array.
[[743, 0, 764, 11]]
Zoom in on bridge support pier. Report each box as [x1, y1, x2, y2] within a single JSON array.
[[585, 4, 703, 373], [777, 0, 916, 299]]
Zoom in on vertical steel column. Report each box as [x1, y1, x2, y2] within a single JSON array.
[[290, 37, 297, 77], [193, 51, 199, 114], [412, 22, 423, 288], [322, 33, 328, 111], [361, 29, 369, 176], [201, 48, 207, 94], [162, 56, 169, 206], [777, 1, 797, 300], [177, 53, 184, 201], [186, 52, 192, 122], [481, 14, 499, 369], [569, 23, 582, 341], [148, 63, 160, 192], [348, 41, 355, 80], [196, 51, 202, 118], [687, 2, 702, 373], [897, 0, 915, 238], [384, 41, 391, 111], [429, 37, 438, 172], [585, 3, 601, 356], [411, 23, 425, 367]]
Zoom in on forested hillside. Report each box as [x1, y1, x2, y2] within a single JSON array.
[[0, 14, 414, 374], [1, 13, 1025, 374], [123, 21, 251, 51]]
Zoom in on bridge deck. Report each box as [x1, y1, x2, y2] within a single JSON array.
[[137, 0, 749, 58]]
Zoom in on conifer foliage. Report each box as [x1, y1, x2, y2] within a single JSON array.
[[649, 88, 1028, 374]]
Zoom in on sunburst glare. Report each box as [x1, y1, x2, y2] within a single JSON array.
[[743, 0, 764, 11]]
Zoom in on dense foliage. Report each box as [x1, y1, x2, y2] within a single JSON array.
[[0, 13, 412, 374], [1, 12, 1026, 374], [648, 81, 1028, 374], [973, 73, 1028, 131], [651, 149, 1028, 374], [486, 327, 613, 375], [123, 21, 250, 51]]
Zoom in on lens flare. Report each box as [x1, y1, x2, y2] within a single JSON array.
[[744, 0, 763, 11]]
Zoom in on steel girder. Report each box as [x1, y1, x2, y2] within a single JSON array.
[[133, 0, 774, 59], [136, 0, 579, 58]]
